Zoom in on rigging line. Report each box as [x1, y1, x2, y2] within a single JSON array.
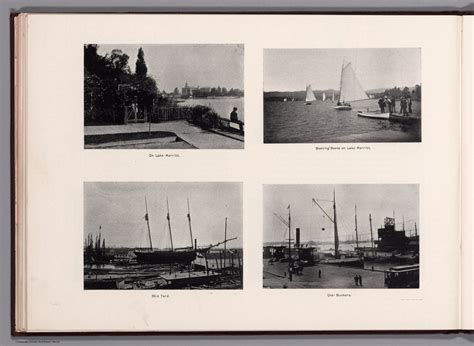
[[312, 198, 334, 224], [312, 198, 333, 203]]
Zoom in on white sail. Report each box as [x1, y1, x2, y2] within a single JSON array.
[[305, 85, 316, 102], [322, 92, 326, 101], [338, 63, 368, 102]]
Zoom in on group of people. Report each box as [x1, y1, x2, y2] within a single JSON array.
[[354, 274, 363, 286], [378, 95, 413, 116]]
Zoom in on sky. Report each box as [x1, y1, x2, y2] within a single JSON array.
[[84, 182, 243, 249], [96, 44, 244, 92], [264, 48, 421, 92], [263, 184, 419, 244]]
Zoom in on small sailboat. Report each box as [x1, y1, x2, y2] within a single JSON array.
[[305, 84, 316, 105], [334, 61, 369, 111], [322, 92, 326, 101]]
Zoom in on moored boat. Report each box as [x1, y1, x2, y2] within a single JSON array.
[[334, 105, 352, 110], [133, 197, 196, 265], [357, 111, 390, 120]]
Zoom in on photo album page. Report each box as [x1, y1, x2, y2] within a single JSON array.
[[14, 14, 464, 332]]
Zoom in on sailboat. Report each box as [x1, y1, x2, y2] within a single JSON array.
[[334, 61, 369, 110], [305, 84, 316, 105], [322, 92, 326, 101], [134, 197, 196, 265]]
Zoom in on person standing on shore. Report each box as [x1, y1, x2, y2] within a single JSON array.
[[384, 96, 391, 113], [390, 95, 396, 113], [354, 275, 359, 286], [407, 95, 413, 113], [378, 97, 384, 113], [400, 97, 409, 116], [230, 107, 239, 122]]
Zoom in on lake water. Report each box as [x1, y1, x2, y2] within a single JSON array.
[[264, 99, 421, 143], [182, 97, 244, 121]]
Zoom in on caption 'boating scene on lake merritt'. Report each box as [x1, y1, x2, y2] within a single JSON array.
[[84, 44, 244, 149], [263, 184, 419, 289], [264, 48, 421, 143], [84, 182, 243, 290]]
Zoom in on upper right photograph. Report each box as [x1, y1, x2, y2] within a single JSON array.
[[264, 48, 421, 143]]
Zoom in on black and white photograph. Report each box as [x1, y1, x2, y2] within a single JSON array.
[[84, 44, 244, 149], [263, 184, 419, 289], [84, 182, 243, 289], [264, 48, 421, 143]]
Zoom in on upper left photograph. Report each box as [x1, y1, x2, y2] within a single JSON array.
[[84, 44, 245, 149]]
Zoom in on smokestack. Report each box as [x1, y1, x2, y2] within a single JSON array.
[[295, 228, 301, 248], [194, 238, 197, 250]]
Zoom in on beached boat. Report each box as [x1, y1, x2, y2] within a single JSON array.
[[134, 197, 196, 265], [357, 111, 390, 120], [334, 60, 369, 111], [305, 84, 316, 105]]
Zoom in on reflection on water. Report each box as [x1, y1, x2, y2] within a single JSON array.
[[181, 97, 244, 121], [264, 99, 421, 143]]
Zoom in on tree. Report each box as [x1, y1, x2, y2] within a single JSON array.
[[222, 87, 228, 95], [173, 87, 180, 95], [217, 86, 222, 95], [135, 47, 148, 78]]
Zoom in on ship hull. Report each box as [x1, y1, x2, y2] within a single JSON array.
[[134, 249, 196, 264]]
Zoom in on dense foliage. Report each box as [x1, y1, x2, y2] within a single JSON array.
[[84, 45, 158, 125]]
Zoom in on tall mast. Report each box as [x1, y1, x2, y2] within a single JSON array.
[[333, 189, 339, 258], [415, 222, 418, 237], [288, 204, 292, 280], [166, 197, 174, 251], [369, 213, 374, 257], [337, 58, 345, 102], [403, 215, 405, 233], [355, 204, 359, 249], [144, 197, 153, 250], [187, 198, 194, 248], [224, 217, 227, 269]]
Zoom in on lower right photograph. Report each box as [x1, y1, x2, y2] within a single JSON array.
[[263, 184, 419, 289]]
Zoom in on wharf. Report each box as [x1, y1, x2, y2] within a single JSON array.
[[263, 261, 386, 289]]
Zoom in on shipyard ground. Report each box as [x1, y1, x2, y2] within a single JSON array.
[[263, 261, 386, 289], [84, 121, 244, 149]]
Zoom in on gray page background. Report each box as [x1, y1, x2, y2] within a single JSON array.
[[2, 0, 474, 344]]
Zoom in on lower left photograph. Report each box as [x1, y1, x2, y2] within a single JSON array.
[[83, 181, 243, 290]]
